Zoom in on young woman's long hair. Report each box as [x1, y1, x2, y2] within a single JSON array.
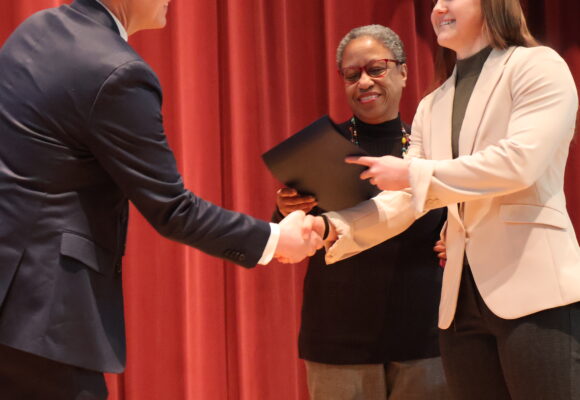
[[431, 0, 538, 89]]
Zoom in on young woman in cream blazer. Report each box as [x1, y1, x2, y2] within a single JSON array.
[[317, 0, 580, 398]]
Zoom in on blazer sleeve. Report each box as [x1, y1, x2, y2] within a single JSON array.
[[83, 60, 270, 267], [409, 46, 579, 213]]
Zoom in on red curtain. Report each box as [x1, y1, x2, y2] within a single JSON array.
[[1, 1, 578, 399]]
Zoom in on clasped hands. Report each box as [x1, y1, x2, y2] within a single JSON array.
[[273, 188, 334, 264], [274, 210, 323, 264]]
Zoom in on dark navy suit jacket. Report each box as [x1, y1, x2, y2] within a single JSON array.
[[0, 0, 269, 373]]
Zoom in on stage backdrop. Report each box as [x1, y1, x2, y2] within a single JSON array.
[[1, 1, 578, 399]]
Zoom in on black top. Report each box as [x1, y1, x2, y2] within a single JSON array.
[[274, 116, 445, 364]]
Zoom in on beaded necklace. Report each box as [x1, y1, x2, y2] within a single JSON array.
[[348, 117, 411, 156]]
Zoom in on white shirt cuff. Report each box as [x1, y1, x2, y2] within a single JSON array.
[[257, 223, 280, 265]]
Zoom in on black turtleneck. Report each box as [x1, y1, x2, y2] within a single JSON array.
[[452, 46, 492, 158], [343, 115, 407, 158]]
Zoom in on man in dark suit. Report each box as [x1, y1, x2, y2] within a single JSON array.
[[0, 0, 320, 397]]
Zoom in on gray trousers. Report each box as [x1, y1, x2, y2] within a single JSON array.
[[305, 357, 450, 400]]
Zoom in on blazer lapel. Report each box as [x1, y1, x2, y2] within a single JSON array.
[[430, 74, 463, 223], [430, 73, 455, 161], [458, 47, 516, 155]]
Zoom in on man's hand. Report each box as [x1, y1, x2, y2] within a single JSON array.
[[275, 210, 323, 263], [346, 155, 411, 191], [276, 188, 317, 216]]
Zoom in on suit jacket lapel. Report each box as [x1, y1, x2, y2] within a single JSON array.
[[459, 47, 516, 156], [70, 0, 120, 36]]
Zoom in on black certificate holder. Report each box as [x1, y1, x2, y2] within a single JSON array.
[[262, 115, 380, 211]]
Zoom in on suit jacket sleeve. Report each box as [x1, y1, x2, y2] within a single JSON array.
[[83, 60, 270, 267]]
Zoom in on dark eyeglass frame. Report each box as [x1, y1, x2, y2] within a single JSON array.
[[338, 58, 403, 83]]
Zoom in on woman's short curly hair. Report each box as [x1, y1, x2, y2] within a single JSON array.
[[336, 24, 407, 69]]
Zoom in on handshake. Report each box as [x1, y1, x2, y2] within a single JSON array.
[[272, 210, 336, 264]]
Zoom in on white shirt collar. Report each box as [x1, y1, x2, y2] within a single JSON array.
[[95, 0, 128, 41]]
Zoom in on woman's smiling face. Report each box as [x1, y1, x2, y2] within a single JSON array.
[[340, 36, 407, 124], [431, 0, 489, 58]]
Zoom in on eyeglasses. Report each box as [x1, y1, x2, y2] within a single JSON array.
[[339, 59, 402, 84]]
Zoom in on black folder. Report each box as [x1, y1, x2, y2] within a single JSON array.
[[262, 115, 380, 211]]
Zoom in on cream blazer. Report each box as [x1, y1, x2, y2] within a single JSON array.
[[325, 46, 580, 329]]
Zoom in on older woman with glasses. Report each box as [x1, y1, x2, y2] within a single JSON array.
[[318, 1, 580, 399], [273, 24, 449, 400]]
